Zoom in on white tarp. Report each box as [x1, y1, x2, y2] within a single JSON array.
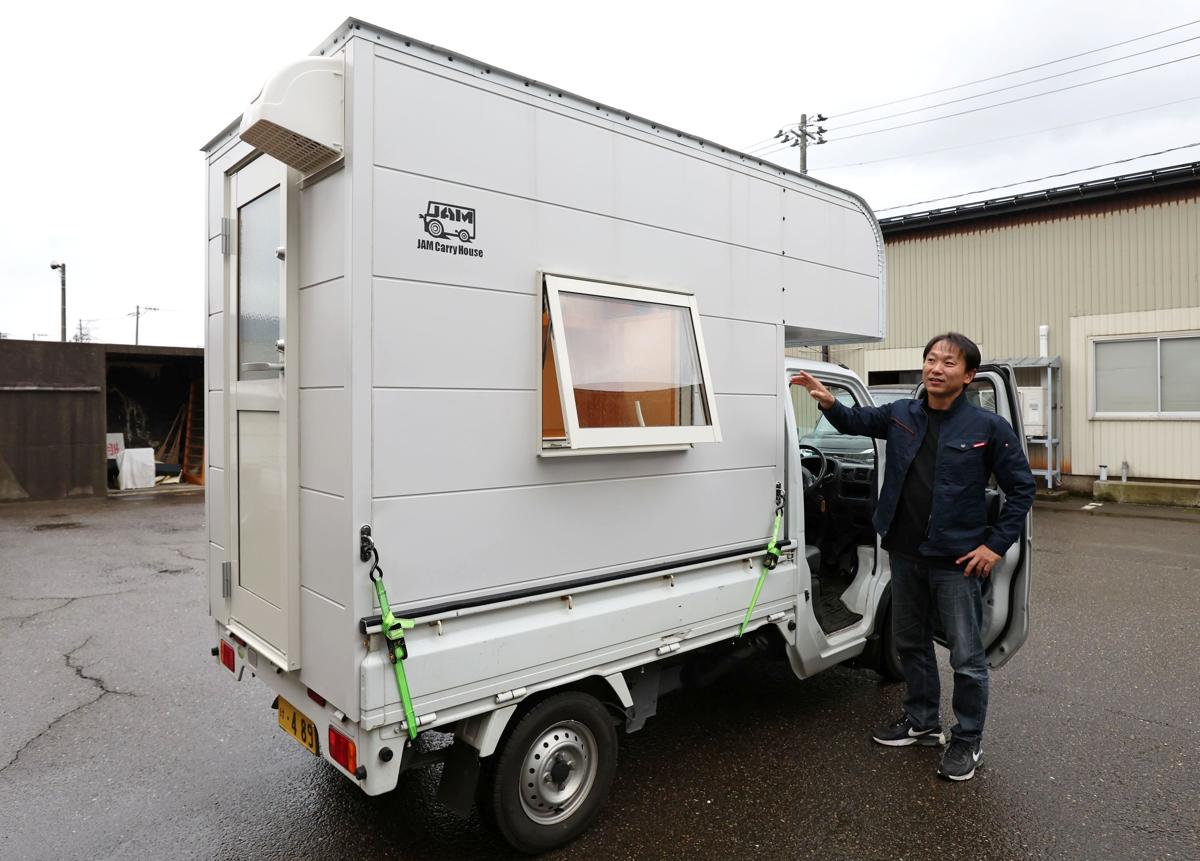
[[116, 448, 156, 489]]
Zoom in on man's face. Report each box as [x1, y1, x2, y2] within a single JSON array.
[[922, 340, 975, 399]]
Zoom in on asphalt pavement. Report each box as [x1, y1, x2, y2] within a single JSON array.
[[0, 492, 1196, 860]]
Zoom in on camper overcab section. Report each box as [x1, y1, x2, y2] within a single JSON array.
[[203, 19, 1029, 854]]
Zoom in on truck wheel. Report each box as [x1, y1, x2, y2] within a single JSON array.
[[483, 691, 617, 854], [880, 601, 904, 682], [457, 229, 471, 242], [427, 219, 444, 237]]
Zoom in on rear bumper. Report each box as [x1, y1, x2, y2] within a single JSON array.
[[212, 622, 405, 796]]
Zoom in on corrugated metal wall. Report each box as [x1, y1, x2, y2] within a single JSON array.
[[820, 187, 1200, 481]]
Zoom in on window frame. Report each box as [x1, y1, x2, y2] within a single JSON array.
[[540, 273, 722, 455], [1091, 332, 1200, 420]]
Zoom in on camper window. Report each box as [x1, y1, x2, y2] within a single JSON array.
[[541, 275, 721, 454]]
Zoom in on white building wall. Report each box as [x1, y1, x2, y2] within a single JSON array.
[[1068, 306, 1200, 481]]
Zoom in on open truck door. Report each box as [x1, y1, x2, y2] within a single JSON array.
[[873, 364, 1032, 675], [970, 363, 1032, 668], [221, 153, 301, 670]]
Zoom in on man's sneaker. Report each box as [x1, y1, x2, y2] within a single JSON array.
[[871, 714, 947, 747], [938, 737, 983, 781]]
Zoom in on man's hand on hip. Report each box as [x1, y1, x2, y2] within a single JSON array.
[[957, 545, 1001, 577], [791, 372, 836, 409]]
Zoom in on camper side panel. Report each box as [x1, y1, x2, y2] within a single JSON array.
[[295, 163, 357, 714], [366, 45, 802, 609], [205, 138, 254, 625]]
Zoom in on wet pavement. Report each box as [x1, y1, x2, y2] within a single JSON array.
[[1, 492, 1196, 860]]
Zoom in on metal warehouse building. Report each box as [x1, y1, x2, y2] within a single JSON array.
[[823, 160, 1200, 493]]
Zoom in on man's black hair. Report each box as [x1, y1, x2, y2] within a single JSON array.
[[923, 332, 981, 373]]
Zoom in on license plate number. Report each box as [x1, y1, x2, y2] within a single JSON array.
[[278, 697, 319, 755]]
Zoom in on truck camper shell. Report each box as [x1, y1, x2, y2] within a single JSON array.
[[200, 18, 1023, 854]]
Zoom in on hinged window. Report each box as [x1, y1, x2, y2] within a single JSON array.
[[540, 274, 722, 454]]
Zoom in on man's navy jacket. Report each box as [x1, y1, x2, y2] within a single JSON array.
[[819, 390, 1036, 558]]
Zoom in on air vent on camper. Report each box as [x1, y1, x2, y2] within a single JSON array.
[[239, 56, 344, 175]]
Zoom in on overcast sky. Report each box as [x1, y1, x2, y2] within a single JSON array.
[[3, 1, 1198, 347]]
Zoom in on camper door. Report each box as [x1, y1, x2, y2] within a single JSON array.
[[223, 153, 301, 670]]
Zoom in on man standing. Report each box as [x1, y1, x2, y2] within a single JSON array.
[[793, 333, 1035, 781]]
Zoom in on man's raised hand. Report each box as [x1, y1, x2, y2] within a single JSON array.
[[791, 372, 836, 409]]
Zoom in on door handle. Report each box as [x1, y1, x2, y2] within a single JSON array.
[[241, 362, 284, 372]]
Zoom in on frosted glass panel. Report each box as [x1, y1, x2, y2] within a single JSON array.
[[238, 187, 281, 381], [1162, 337, 1200, 412], [1095, 339, 1156, 412]]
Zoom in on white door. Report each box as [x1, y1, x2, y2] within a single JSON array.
[[224, 153, 300, 670]]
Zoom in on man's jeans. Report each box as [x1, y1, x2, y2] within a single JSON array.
[[890, 555, 989, 744]]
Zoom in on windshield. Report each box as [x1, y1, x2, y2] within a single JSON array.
[[792, 381, 875, 460], [869, 389, 911, 406]]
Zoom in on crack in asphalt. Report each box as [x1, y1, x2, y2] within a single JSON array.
[[1036, 545, 1199, 573], [0, 590, 139, 629], [0, 638, 136, 775], [1103, 707, 1191, 733]]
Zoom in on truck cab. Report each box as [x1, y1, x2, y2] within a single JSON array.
[[787, 359, 1032, 680]]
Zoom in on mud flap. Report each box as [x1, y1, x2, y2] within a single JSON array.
[[437, 739, 482, 818]]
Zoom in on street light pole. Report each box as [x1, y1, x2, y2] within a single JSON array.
[[50, 261, 67, 342]]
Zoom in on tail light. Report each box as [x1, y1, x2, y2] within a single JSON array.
[[328, 726, 357, 774], [219, 640, 235, 672]]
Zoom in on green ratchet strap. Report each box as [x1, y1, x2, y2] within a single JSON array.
[[368, 550, 419, 740], [737, 504, 785, 639]]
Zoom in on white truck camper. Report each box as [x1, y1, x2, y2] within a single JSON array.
[[203, 18, 1031, 854]]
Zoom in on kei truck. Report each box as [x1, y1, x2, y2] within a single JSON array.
[[203, 18, 1031, 854]]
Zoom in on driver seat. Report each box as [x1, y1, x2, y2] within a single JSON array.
[[805, 544, 821, 575]]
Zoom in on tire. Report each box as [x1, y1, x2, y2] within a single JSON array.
[[880, 598, 904, 683], [481, 691, 618, 855], [458, 229, 471, 242], [426, 219, 444, 237]]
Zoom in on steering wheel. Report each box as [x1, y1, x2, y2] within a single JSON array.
[[798, 444, 829, 490]]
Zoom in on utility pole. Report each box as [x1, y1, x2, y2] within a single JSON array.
[[797, 113, 828, 175], [130, 305, 160, 345], [50, 261, 67, 341], [776, 114, 828, 175]]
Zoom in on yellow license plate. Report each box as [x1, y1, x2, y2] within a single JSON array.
[[278, 697, 319, 755]]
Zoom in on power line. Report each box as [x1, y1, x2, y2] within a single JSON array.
[[814, 94, 1200, 171], [832, 49, 1200, 143], [873, 141, 1200, 213], [831, 32, 1200, 132], [742, 18, 1200, 153], [828, 18, 1200, 120]]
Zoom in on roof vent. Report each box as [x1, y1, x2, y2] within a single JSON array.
[[239, 57, 344, 175]]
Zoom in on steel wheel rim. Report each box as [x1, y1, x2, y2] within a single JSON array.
[[518, 720, 598, 824]]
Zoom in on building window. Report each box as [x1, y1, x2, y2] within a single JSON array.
[[1093, 335, 1200, 417], [540, 274, 721, 454]]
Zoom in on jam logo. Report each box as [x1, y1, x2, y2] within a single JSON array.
[[419, 201, 475, 242], [416, 201, 484, 258]]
